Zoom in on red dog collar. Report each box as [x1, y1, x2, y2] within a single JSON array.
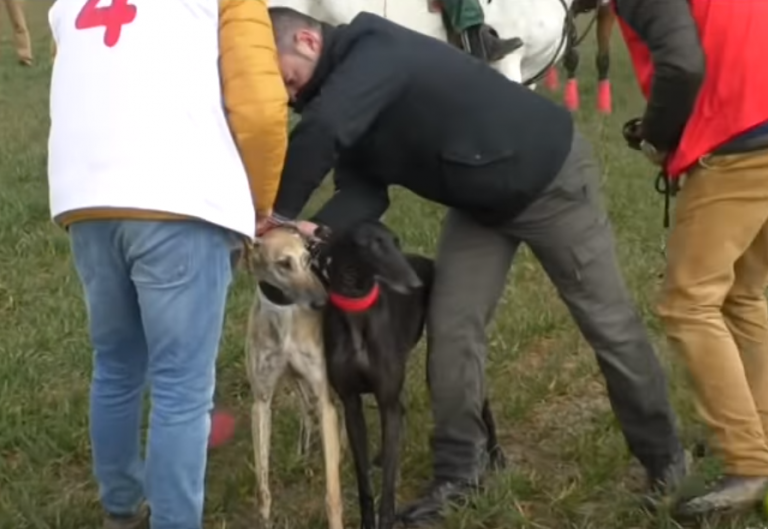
[[329, 283, 380, 312]]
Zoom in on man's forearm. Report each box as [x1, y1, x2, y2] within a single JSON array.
[[616, 0, 705, 151], [310, 182, 390, 232], [272, 117, 337, 219]]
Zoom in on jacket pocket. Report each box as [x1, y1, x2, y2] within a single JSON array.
[[439, 148, 520, 212]]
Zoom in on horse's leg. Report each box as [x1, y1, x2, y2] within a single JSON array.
[[563, 37, 580, 112], [595, 4, 615, 113], [545, 66, 560, 92]]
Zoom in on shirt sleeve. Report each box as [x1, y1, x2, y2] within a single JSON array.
[[309, 164, 390, 231], [272, 42, 407, 219], [615, 0, 705, 152], [219, 0, 289, 217]]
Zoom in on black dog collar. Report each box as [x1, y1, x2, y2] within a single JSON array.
[[258, 281, 294, 306]]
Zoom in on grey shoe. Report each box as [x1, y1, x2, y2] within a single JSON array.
[[674, 475, 768, 520], [104, 504, 149, 529]]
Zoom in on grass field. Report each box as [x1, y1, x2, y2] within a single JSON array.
[[1, 3, 767, 529]]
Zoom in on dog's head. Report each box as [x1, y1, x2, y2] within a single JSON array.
[[325, 221, 422, 294], [247, 226, 328, 307]]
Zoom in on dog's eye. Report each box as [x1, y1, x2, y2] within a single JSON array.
[[278, 258, 293, 271]]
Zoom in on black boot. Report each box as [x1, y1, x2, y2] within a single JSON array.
[[674, 475, 768, 520], [396, 479, 478, 527], [648, 450, 689, 496], [641, 449, 689, 512], [462, 24, 523, 63]]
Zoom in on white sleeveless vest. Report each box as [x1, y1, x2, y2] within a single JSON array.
[[48, 0, 256, 238]]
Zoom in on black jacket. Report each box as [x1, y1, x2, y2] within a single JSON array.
[[273, 13, 574, 230]]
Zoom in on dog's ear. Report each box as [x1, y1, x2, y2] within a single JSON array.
[[243, 239, 264, 272], [314, 225, 333, 241]]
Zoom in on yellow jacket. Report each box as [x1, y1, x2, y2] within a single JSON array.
[[52, 0, 288, 225], [220, 0, 288, 217]]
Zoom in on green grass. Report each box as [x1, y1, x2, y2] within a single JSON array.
[[1, 3, 767, 528]]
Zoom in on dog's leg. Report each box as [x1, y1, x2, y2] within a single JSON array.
[[343, 395, 376, 529], [337, 400, 348, 458], [372, 399, 406, 468], [252, 395, 274, 525], [293, 344, 344, 529], [482, 398, 506, 471], [377, 400, 403, 529], [247, 344, 286, 526], [296, 380, 314, 459], [317, 386, 345, 529]]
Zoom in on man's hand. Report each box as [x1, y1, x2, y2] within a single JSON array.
[[624, 118, 668, 166], [256, 211, 282, 236], [295, 221, 319, 238], [644, 149, 668, 166], [256, 211, 322, 239], [640, 139, 668, 167]]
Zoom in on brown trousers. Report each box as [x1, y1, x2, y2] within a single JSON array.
[[1, 0, 32, 64], [658, 147, 768, 476]]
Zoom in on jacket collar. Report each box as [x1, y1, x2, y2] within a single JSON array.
[[291, 23, 340, 113]]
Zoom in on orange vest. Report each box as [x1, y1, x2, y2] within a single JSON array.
[[616, 0, 768, 177]]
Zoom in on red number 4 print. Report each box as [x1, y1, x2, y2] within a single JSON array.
[[75, 0, 137, 48]]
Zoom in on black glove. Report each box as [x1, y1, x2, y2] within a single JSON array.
[[622, 117, 643, 151]]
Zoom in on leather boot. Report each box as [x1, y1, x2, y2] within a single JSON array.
[[396, 479, 478, 527], [462, 24, 523, 63], [648, 449, 689, 496], [641, 449, 689, 512]]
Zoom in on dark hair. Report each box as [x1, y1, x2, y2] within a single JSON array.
[[268, 7, 323, 52]]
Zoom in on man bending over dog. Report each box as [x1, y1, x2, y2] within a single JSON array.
[[262, 7, 687, 525], [47, 0, 287, 527]]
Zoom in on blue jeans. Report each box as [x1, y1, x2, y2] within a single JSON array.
[[69, 219, 235, 529]]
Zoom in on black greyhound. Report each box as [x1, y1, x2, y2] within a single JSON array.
[[314, 221, 504, 529]]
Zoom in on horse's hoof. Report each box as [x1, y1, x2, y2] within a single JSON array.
[[564, 78, 580, 111], [597, 79, 612, 114], [545, 67, 560, 91]]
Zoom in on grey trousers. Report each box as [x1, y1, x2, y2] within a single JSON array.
[[427, 132, 682, 481]]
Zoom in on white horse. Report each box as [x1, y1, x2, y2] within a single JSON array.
[[268, 0, 574, 87]]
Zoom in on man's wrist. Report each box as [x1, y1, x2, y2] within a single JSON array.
[[640, 139, 658, 158], [271, 212, 293, 224], [640, 139, 667, 165]]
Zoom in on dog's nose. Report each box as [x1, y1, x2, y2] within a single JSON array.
[[310, 300, 327, 310], [406, 276, 423, 289]]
